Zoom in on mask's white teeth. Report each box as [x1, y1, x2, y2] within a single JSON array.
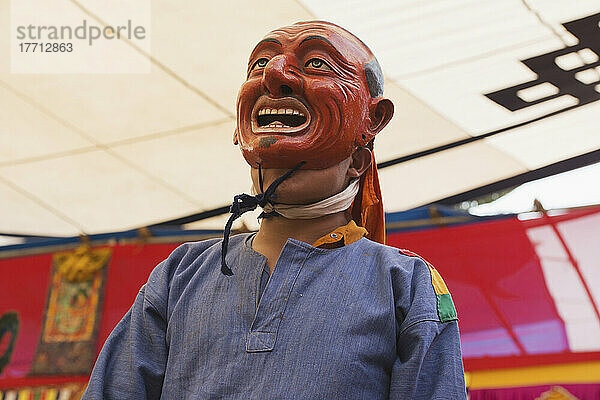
[[257, 107, 307, 123], [264, 122, 291, 128]]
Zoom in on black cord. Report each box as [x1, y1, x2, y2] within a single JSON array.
[[258, 163, 264, 193]]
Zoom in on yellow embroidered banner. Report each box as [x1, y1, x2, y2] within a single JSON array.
[[29, 246, 111, 375]]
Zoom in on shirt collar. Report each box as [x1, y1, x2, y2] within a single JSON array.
[[312, 220, 368, 249]]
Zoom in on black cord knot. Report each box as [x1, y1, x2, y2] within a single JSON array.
[[220, 161, 305, 276], [254, 193, 269, 208], [230, 193, 260, 215]]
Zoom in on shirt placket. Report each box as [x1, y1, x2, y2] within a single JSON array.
[[246, 241, 313, 353]]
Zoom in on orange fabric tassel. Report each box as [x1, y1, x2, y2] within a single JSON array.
[[351, 154, 385, 244]]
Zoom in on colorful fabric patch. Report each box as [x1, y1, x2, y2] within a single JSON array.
[[399, 249, 458, 323], [436, 293, 458, 322], [29, 246, 111, 375]]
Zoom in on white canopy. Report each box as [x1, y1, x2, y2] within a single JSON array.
[[1, 0, 599, 236]]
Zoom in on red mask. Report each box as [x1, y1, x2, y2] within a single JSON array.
[[234, 21, 385, 170]]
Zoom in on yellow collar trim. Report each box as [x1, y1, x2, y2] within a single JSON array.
[[312, 220, 368, 248]]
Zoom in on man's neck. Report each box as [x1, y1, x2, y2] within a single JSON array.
[[252, 212, 350, 273]]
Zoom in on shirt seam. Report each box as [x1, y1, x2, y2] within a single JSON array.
[[398, 317, 459, 336], [140, 286, 164, 318]]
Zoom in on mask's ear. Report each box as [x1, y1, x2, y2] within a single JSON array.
[[233, 128, 239, 145], [357, 98, 394, 147], [368, 98, 394, 136], [347, 147, 373, 179]]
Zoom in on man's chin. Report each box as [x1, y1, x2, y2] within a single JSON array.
[[242, 148, 308, 170]]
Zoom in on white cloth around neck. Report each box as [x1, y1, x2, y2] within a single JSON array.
[[252, 179, 360, 220]]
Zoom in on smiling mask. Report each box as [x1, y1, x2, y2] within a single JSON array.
[[234, 21, 392, 170]]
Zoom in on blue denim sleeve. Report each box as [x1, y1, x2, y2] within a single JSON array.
[[387, 252, 467, 400], [81, 241, 199, 400], [82, 283, 168, 400], [389, 319, 467, 399]]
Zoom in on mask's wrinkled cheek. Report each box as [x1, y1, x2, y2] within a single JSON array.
[[237, 79, 262, 129], [237, 79, 260, 112], [306, 82, 346, 139]]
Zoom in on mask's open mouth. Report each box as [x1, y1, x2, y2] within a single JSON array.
[[257, 108, 307, 128], [252, 97, 311, 134]]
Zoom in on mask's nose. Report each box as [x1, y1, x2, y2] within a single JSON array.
[[261, 55, 302, 97]]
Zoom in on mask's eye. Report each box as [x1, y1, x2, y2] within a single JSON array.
[[305, 58, 331, 71], [251, 58, 269, 71]]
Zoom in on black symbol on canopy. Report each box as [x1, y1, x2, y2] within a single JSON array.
[[486, 12, 600, 112]]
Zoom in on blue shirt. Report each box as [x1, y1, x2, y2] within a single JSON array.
[[83, 233, 467, 399]]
